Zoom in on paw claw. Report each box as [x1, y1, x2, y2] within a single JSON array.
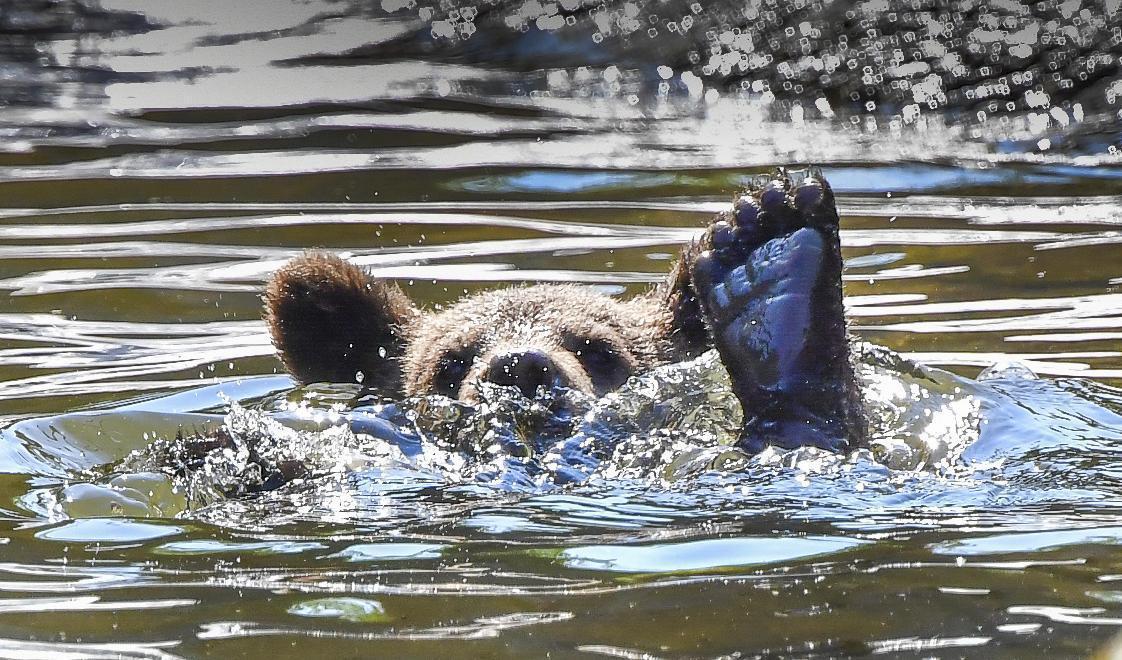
[[711, 220, 735, 251], [759, 182, 787, 210], [793, 181, 823, 211], [733, 196, 759, 225]]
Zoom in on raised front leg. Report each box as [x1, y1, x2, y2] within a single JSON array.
[[690, 170, 865, 453]]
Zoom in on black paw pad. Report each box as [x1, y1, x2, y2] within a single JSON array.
[[688, 168, 854, 454]]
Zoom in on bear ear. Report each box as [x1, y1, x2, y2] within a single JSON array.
[[656, 238, 711, 360], [264, 252, 419, 392]]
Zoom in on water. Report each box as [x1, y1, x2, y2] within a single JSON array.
[[1, 1, 1122, 657]]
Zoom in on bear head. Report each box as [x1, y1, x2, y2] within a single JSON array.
[[264, 252, 683, 401]]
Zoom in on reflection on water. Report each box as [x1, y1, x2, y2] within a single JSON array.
[[0, 0, 1121, 657]]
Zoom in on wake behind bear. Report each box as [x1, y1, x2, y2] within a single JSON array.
[[263, 169, 866, 464]]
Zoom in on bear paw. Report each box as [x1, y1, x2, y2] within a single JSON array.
[[690, 169, 861, 454]]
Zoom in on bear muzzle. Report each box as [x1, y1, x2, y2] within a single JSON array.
[[484, 349, 569, 397], [457, 347, 594, 401]]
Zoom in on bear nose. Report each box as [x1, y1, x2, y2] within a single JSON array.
[[484, 349, 565, 398]]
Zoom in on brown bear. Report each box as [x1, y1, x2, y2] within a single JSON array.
[[265, 170, 865, 453]]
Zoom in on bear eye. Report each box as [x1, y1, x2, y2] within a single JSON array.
[[433, 350, 474, 396], [563, 335, 631, 392]]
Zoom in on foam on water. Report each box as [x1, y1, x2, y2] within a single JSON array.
[[23, 344, 1034, 530]]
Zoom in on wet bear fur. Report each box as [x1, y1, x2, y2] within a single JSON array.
[[265, 254, 707, 401], [265, 174, 865, 452]]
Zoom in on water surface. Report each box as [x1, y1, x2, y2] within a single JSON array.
[[1, 2, 1121, 657]]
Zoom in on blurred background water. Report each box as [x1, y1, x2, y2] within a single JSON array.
[[0, 0, 1121, 657]]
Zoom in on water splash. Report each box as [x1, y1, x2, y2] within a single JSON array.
[[29, 345, 1017, 525]]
